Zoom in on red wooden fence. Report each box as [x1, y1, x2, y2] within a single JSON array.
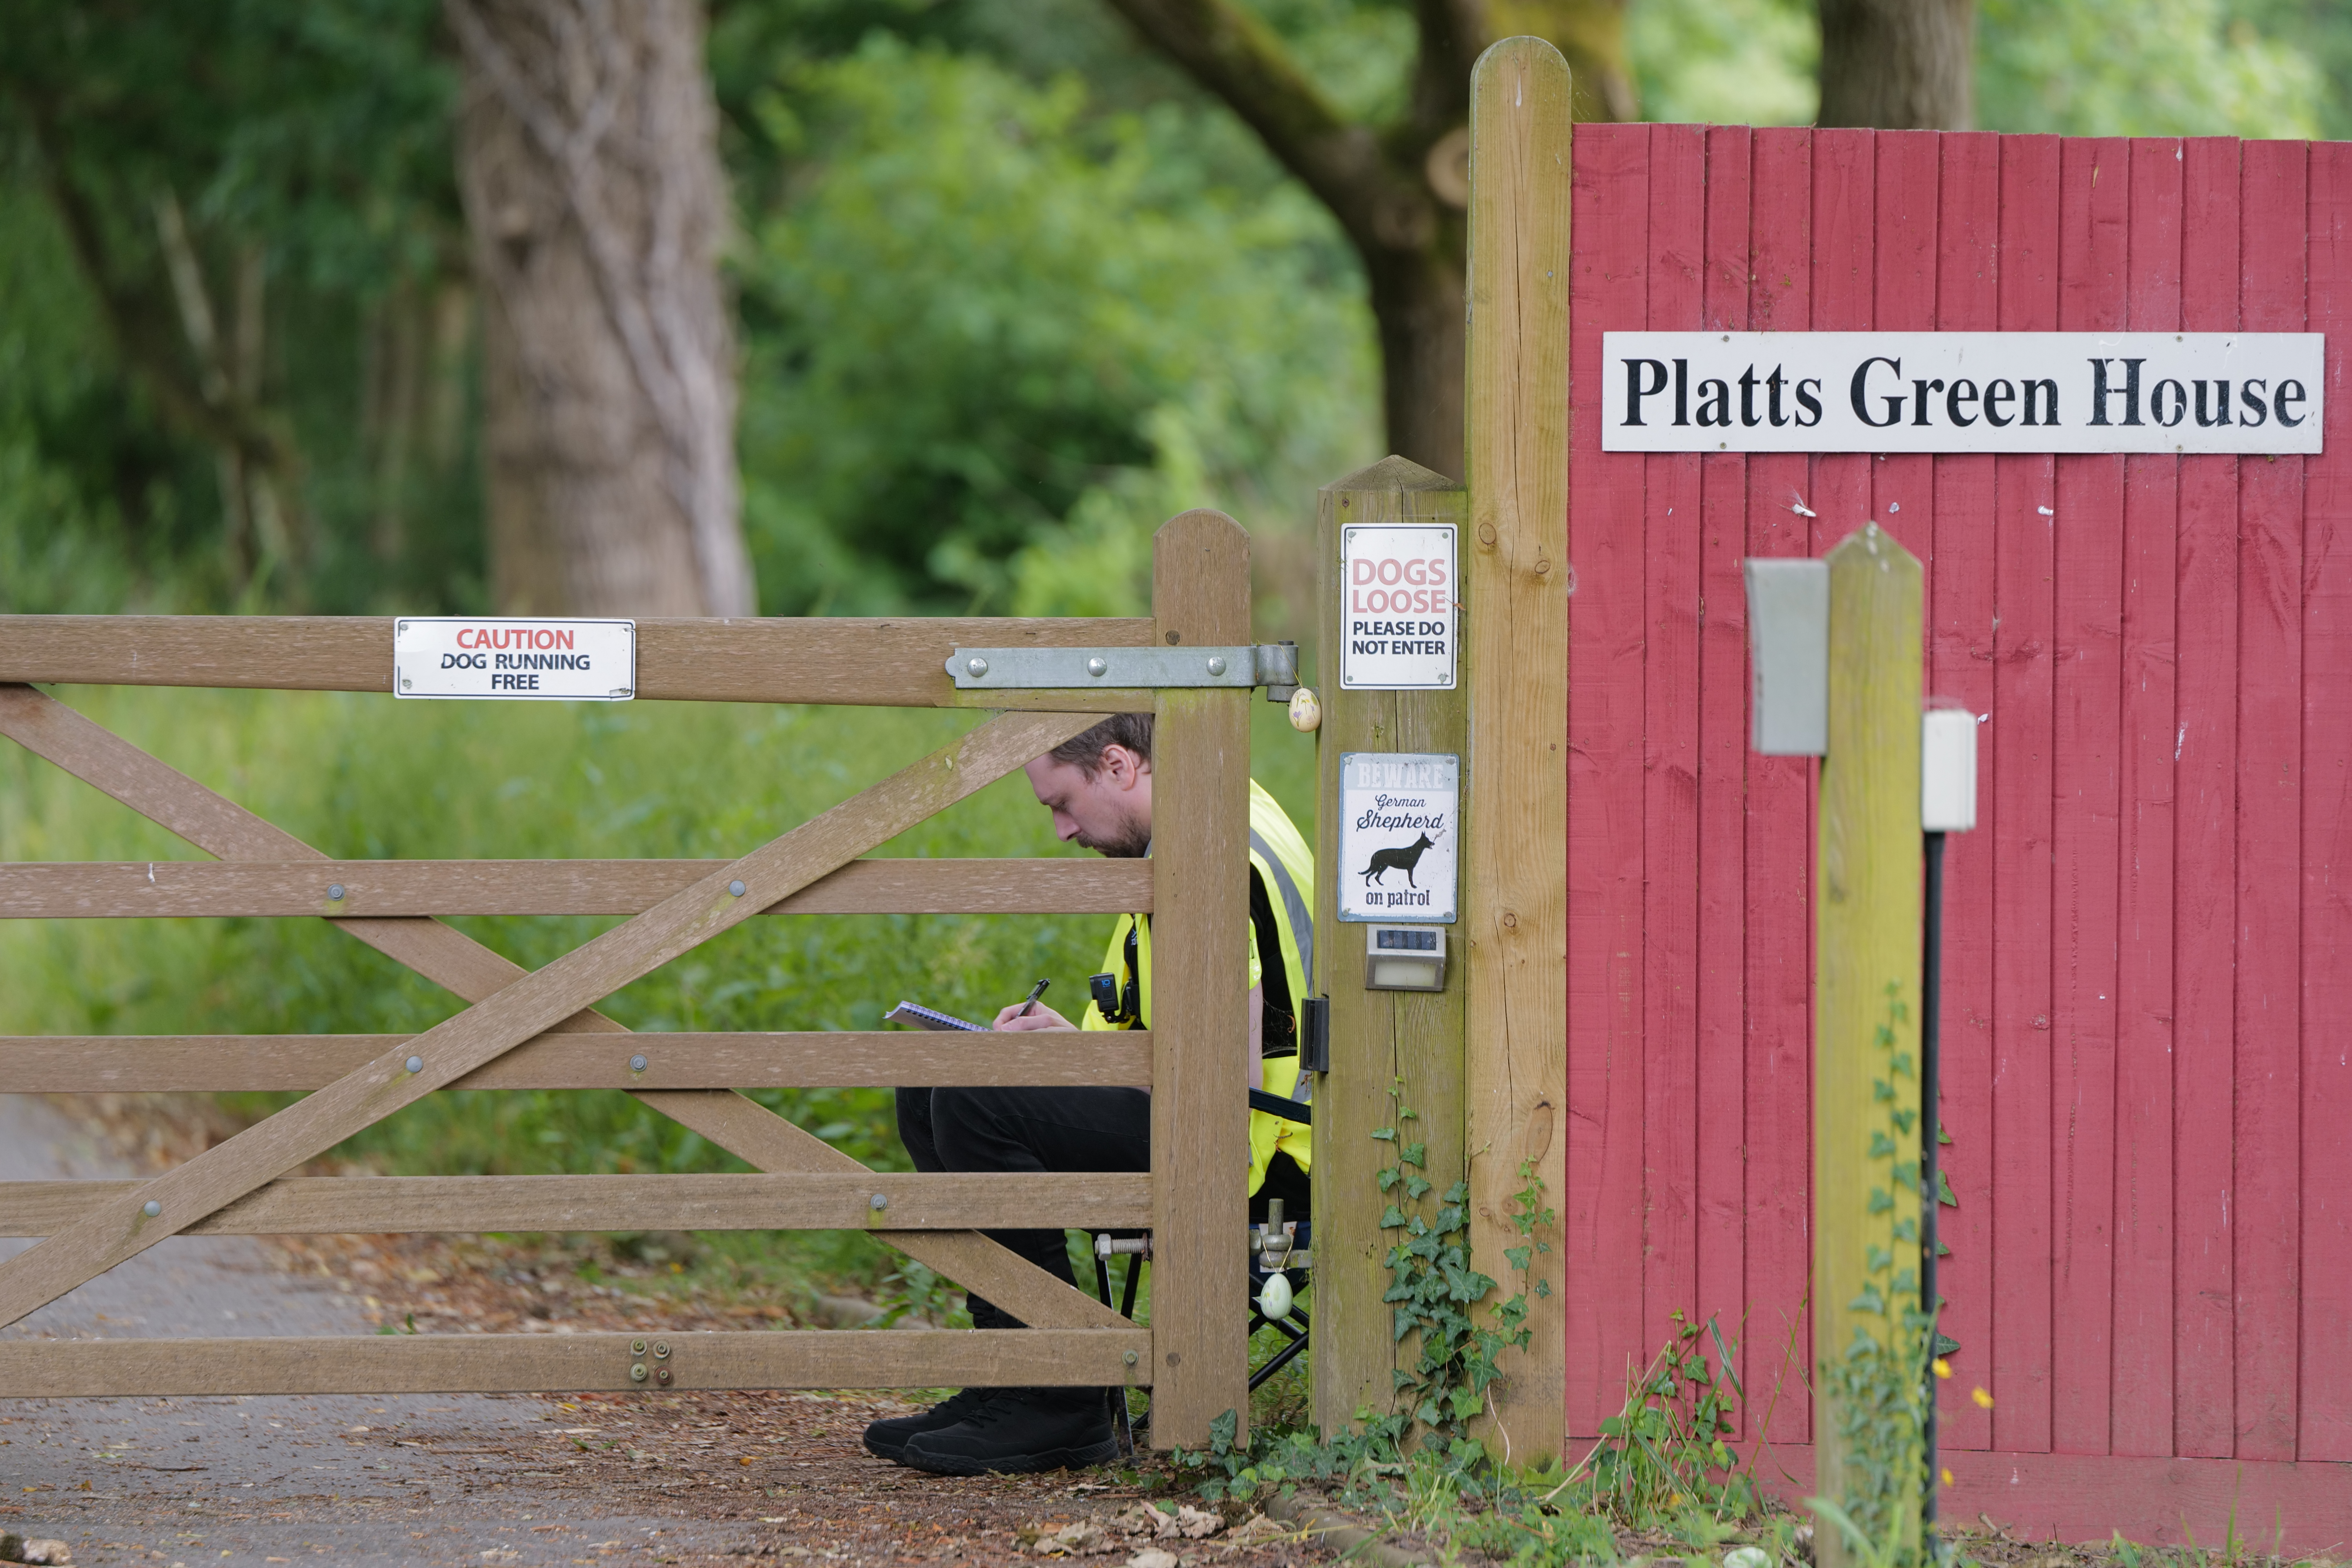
[[1563, 124, 2352, 1545]]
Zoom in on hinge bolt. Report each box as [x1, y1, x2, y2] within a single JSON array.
[[327, 884, 345, 901], [405, 1056, 425, 1075], [869, 1193, 889, 1212], [630, 1054, 649, 1073], [1205, 656, 1227, 677], [143, 1200, 161, 1218], [1123, 1350, 1138, 1366], [1086, 657, 1108, 678], [965, 657, 989, 677], [728, 880, 746, 897]]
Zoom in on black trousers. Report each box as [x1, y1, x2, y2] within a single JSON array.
[[894, 1085, 1310, 1330]]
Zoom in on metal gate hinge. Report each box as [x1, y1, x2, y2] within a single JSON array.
[[949, 641, 1298, 699]]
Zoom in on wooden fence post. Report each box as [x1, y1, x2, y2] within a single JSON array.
[[1814, 523, 1924, 1563], [1308, 457, 1469, 1438], [1147, 508, 1254, 1448], [1463, 34, 1571, 1465]]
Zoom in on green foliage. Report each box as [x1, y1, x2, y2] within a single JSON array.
[[0, 0, 480, 615], [1631, 0, 1820, 127], [736, 37, 1372, 617], [1809, 984, 1933, 1568], [1978, 0, 2323, 138], [1630, 0, 2334, 139]]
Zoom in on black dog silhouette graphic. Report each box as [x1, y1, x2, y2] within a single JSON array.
[[1359, 832, 1437, 888]]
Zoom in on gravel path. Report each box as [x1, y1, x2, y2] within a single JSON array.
[[0, 1097, 788, 1566]]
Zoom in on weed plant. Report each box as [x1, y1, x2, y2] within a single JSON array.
[[1, 684, 1316, 1292]]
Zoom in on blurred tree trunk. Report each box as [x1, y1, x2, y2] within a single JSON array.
[[1817, 0, 1975, 129], [1104, 0, 1631, 483], [448, 0, 755, 617]]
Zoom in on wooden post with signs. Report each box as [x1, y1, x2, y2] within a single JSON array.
[[1461, 35, 1570, 1465], [1813, 523, 1925, 1564], [1309, 457, 1469, 1438]]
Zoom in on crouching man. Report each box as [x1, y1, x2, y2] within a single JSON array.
[[864, 713, 1315, 1474]]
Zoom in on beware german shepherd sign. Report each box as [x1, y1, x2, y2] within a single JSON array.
[[1337, 751, 1458, 924]]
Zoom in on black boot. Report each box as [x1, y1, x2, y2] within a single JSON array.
[[898, 1387, 1120, 1475], [860, 1387, 1002, 1465]]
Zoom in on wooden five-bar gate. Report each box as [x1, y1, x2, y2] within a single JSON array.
[[0, 510, 1259, 1451]]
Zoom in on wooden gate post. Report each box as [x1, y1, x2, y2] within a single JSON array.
[[1147, 508, 1255, 1448], [1814, 523, 1925, 1563], [1462, 35, 1571, 1465], [1308, 458, 1469, 1438]]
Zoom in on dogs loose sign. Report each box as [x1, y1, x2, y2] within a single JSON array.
[[1337, 751, 1457, 924], [1340, 524, 1457, 689]]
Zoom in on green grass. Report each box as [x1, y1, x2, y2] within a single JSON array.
[[1, 683, 1318, 1288]]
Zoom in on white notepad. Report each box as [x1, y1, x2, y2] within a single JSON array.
[[884, 1000, 987, 1033]]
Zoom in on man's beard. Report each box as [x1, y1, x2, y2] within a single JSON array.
[[1076, 814, 1151, 859]]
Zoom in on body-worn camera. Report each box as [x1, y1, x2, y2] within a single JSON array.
[[1089, 970, 1140, 1025]]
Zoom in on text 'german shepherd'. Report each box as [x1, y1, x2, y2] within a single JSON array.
[[1359, 832, 1437, 888]]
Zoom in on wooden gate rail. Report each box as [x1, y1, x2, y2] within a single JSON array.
[[0, 510, 1255, 1442], [0, 615, 1158, 710], [0, 1171, 1153, 1238], [0, 1330, 1153, 1400], [0, 857, 1152, 918], [0, 1031, 1154, 1091]]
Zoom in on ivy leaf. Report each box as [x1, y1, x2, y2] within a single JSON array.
[[1868, 1131, 1896, 1158], [1938, 1124, 1954, 1145], [1933, 1332, 1962, 1356], [1370, 1128, 1397, 1142], [1380, 1204, 1408, 1229], [1867, 1188, 1894, 1214], [1377, 1168, 1401, 1192], [1937, 1170, 1958, 1207]]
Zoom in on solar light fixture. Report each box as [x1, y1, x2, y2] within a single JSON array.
[[1363, 924, 1446, 992]]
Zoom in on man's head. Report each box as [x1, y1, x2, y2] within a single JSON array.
[[1024, 714, 1153, 858]]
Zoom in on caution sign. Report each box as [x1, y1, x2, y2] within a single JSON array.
[[1337, 751, 1457, 924], [394, 618, 636, 701], [1339, 524, 1456, 690]]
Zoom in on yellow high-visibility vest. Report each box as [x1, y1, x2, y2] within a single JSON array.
[[1081, 780, 1315, 1193]]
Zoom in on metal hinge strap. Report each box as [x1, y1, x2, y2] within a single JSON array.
[[948, 642, 1298, 694]]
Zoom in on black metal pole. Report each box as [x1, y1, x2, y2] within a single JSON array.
[[1922, 829, 1946, 1552]]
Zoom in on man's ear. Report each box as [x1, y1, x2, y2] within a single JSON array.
[[1107, 744, 1151, 790]]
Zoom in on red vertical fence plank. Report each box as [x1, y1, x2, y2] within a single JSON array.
[[2231, 138, 2306, 1464], [1695, 123, 1753, 1399], [1565, 121, 1651, 1435], [1642, 124, 1707, 1365], [1929, 129, 2002, 1453], [2050, 136, 2129, 1456], [1743, 125, 1816, 1448], [1810, 131, 1877, 535], [1993, 132, 2062, 1456], [2173, 136, 2242, 1461], [2113, 134, 2185, 1459], [1870, 131, 1940, 583], [2301, 138, 2352, 1466]]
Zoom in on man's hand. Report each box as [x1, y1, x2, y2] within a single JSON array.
[[994, 1001, 1079, 1032]]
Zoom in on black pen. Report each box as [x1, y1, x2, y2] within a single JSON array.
[[1016, 978, 1051, 1017]]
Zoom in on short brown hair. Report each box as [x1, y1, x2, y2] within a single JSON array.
[[1048, 713, 1153, 777]]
